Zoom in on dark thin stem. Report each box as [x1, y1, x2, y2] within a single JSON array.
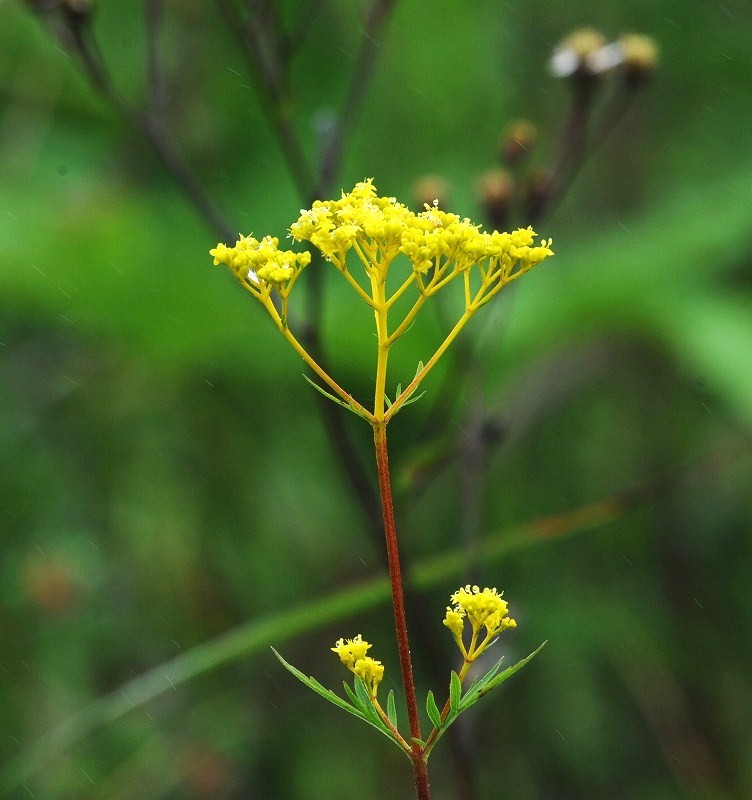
[[546, 80, 597, 211], [282, 0, 325, 64], [144, 0, 167, 117], [319, 0, 398, 191], [215, 0, 315, 202], [59, 11, 236, 242], [373, 422, 431, 800], [246, 0, 285, 76]]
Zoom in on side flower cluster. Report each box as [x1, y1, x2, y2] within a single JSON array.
[[210, 234, 311, 297], [332, 634, 384, 697], [443, 585, 517, 661], [275, 584, 542, 761]]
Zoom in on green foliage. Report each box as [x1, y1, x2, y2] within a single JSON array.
[[423, 644, 546, 758], [273, 649, 408, 754]]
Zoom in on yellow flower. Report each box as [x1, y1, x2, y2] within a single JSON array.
[[443, 607, 465, 640], [331, 634, 372, 669], [449, 585, 516, 640], [332, 635, 385, 697], [209, 234, 311, 291], [286, 179, 553, 283], [212, 181, 553, 312], [353, 656, 385, 695]]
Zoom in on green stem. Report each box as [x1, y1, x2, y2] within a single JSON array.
[[372, 277, 390, 419], [372, 697, 412, 752], [423, 656, 473, 754], [259, 294, 374, 422], [385, 309, 473, 421]]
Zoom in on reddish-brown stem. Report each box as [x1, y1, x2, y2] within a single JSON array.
[[373, 421, 431, 800]]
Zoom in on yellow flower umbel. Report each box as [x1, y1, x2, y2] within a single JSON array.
[[210, 180, 553, 425], [443, 585, 517, 662], [210, 234, 311, 325], [332, 635, 384, 697]]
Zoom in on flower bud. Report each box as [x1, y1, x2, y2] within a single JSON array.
[[620, 33, 660, 86], [412, 174, 450, 212], [65, 0, 92, 10], [521, 168, 554, 222], [550, 27, 608, 80], [63, 0, 93, 20], [476, 169, 514, 230], [500, 120, 537, 166]]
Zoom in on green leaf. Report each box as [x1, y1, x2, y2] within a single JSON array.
[[347, 398, 369, 420], [387, 690, 398, 730], [302, 374, 351, 410], [343, 680, 365, 712], [272, 648, 362, 719], [400, 390, 427, 408], [340, 678, 406, 752], [449, 672, 462, 715], [425, 690, 442, 730], [474, 655, 504, 691], [459, 642, 547, 711], [411, 738, 426, 748], [389, 389, 427, 418], [353, 678, 384, 728]]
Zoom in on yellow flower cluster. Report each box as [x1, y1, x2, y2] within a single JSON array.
[[332, 635, 384, 696], [210, 234, 311, 293], [443, 585, 517, 659], [288, 178, 553, 282]]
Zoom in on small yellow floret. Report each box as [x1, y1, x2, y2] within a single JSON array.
[[209, 234, 310, 291], [331, 634, 372, 669], [448, 585, 516, 639], [353, 656, 385, 694], [443, 607, 465, 639], [211, 181, 553, 315]]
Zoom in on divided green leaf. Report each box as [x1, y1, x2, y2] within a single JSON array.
[[400, 389, 426, 408], [302, 375, 371, 419], [302, 374, 351, 410], [387, 690, 398, 729], [272, 649, 404, 751], [343, 680, 364, 711], [272, 648, 361, 719], [426, 690, 443, 730], [353, 677, 382, 724], [449, 671, 462, 714], [459, 642, 547, 712]]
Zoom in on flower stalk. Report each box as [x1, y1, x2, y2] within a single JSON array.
[[211, 180, 552, 800], [374, 420, 431, 799]]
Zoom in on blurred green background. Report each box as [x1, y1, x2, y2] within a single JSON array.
[[1, 1, 751, 798]]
